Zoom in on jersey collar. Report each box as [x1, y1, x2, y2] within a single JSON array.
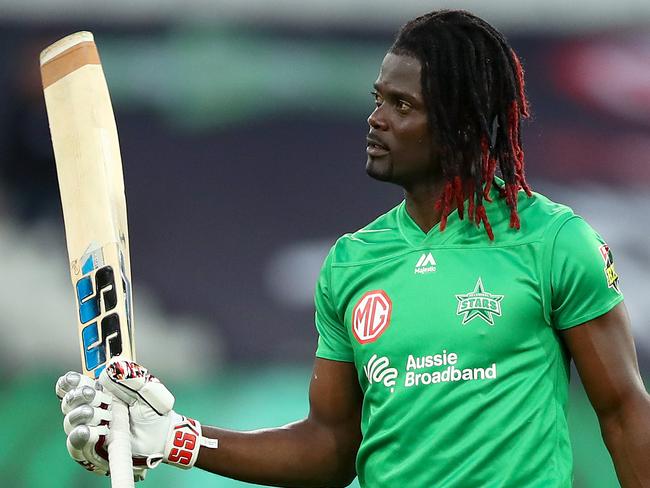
[[396, 178, 504, 246], [396, 200, 460, 246]]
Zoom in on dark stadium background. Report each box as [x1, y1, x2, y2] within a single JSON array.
[[0, 2, 648, 486]]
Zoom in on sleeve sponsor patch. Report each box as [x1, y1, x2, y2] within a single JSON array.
[[599, 244, 621, 294]]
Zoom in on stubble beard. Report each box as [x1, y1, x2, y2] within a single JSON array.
[[365, 156, 394, 183]]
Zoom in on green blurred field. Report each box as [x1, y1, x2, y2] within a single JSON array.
[[0, 365, 619, 487]]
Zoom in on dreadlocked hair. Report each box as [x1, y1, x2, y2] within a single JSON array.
[[390, 10, 532, 240]]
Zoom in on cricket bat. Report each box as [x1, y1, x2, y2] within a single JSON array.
[[40, 32, 136, 488]]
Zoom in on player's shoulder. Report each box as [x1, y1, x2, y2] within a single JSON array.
[[328, 202, 406, 266], [519, 189, 575, 225], [447, 184, 578, 246], [483, 187, 579, 245], [518, 189, 579, 235]]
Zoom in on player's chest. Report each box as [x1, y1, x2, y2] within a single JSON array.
[[335, 246, 544, 361]]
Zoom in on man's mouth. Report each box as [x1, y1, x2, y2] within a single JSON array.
[[367, 135, 389, 156]]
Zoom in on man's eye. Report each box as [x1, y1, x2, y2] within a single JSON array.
[[396, 100, 411, 113], [370, 91, 382, 107]]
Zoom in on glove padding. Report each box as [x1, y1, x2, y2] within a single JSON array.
[[57, 372, 128, 478], [57, 359, 212, 481]]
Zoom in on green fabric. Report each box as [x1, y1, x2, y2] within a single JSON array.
[[315, 182, 624, 487], [548, 216, 624, 329]]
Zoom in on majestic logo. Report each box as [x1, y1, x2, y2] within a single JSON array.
[[363, 354, 398, 392], [414, 252, 437, 274], [599, 244, 621, 294], [455, 278, 504, 326], [352, 290, 392, 344]]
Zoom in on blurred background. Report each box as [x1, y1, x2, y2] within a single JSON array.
[[1, 0, 649, 486]]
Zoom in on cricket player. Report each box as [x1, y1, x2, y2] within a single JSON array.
[[56, 10, 650, 487]]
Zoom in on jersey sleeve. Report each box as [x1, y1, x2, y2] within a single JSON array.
[[549, 216, 624, 330], [314, 247, 354, 362]]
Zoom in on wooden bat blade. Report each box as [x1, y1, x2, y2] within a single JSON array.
[[41, 31, 135, 376], [41, 31, 136, 488]]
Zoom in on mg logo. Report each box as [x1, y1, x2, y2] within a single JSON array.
[[352, 290, 392, 344]]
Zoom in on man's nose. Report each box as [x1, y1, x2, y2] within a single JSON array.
[[367, 107, 387, 130]]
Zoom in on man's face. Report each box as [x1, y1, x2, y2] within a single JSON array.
[[366, 53, 439, 187]]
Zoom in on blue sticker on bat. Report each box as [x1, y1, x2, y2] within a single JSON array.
[[82, 322, 104, 370], [81, 254, 95, 275], [77, 276, 99, 324], [75, 253, 123, 376], [94, 365, 106, 379]]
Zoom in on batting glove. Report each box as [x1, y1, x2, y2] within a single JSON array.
[[56, 359, 217, 480]]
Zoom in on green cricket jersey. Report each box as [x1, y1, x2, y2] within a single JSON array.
[[314, 182, 624, 487]]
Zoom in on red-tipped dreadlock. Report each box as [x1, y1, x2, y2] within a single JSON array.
[[390, 10, 533, 240]]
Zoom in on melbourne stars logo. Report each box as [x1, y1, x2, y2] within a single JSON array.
[[455, 277, 504, 326]]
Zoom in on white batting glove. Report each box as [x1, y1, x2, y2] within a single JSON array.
[[56, 359, 217, 480]]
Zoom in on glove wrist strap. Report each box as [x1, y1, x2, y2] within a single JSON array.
[[164, 416, 217, 469]]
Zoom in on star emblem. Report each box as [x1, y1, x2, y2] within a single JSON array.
[[455, 278, 504, 326]]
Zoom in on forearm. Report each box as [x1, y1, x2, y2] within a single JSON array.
[[599, 392, 650, 488], [195, 419, 357, 488]]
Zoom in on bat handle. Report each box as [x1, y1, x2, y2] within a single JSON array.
[[109, 400, 135, 487]]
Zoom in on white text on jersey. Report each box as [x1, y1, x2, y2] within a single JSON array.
[[414, 253, 437, 274]]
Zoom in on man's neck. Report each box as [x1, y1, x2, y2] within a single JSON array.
[[403, 182, 446, 233]]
